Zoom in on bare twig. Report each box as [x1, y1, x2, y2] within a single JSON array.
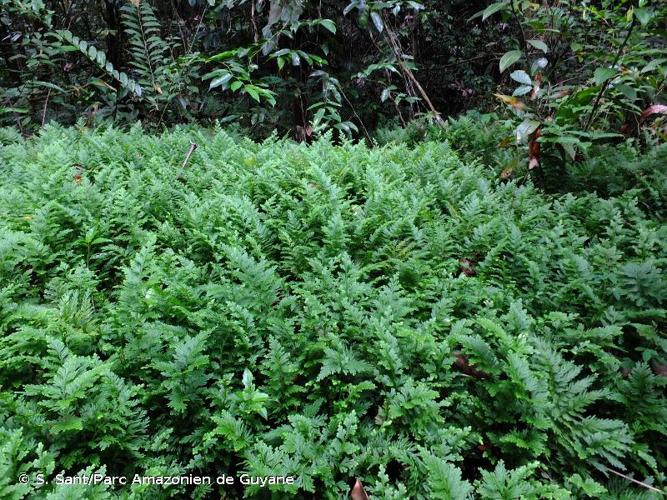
[[380, 12, 444, 126], [187, 5, 208, 55], [251, 0, 259, 42], [181, 142, 198, 168], [509, 0, 527, 53], [41, 88, 51, 127], [606, 468, 665, 495], [176, 142, 198, 179], [583, 16, 636, 132], [339, 86, 372, 143]]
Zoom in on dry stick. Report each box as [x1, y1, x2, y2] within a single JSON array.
[[606, 468, 665, 495], [251, 0, 259, 42], [583, 16, 636, 132], [187, 5, 208, 55], [41, 88, 51, 127], [509, 0, 527, 53], [381, 13, 444, 127], [339, 87, 372, 143], [382, 23, 417, 98], [368, 29, 417, 107], [176, 142, 198, 179]]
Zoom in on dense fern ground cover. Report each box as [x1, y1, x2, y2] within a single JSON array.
[[0, 125, 665, 499]]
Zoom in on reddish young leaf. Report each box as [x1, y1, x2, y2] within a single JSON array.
[[639, 104, 667, 123], [459, 258, 476, 276], [531, 73, 542, 100], [350, 480, 369, 500], [453, 351, 489, 379], [528, 128, 541, 169]]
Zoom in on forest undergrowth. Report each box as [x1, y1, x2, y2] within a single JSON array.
[[0, 124, 665, 498]]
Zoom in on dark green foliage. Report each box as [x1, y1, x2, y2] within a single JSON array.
[[0, 125, 665, 498], [379, 111, 667, 213]]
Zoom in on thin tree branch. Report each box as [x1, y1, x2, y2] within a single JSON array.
[[583, 16, 636, 132], [176, 142, 198, 179], [606, 468, 665, 495], [380, 12, 444, 126], [339, 86, 372, 143], [41, 88, 51, 127], [510, 0, 527, 53]]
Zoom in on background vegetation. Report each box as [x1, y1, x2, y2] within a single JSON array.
[[2, 0, 665, 187], [0, 2, 664, 135]]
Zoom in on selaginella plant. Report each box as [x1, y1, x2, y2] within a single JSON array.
[[0, 123, 665, 498]]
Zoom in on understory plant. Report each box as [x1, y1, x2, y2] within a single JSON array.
[[0, 124, 665, 498]]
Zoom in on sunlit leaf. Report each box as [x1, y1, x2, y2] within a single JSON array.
[[510, 70, 532, 86], [500, 50, 522, 73], [516, 119, 540, 143], [594, 67, 616, 85], [494, 93, 526, 110], [370, 11, 383, 32], [513, 86, 532, 97], [209, 73, 233, 90], [527, 39, 548, 53]]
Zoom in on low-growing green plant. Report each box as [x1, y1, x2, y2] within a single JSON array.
[[0, 124, 665, 498], [377, 111, 667, 215]]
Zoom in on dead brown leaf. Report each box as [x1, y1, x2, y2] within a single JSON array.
[[350, 480, 369, 500]]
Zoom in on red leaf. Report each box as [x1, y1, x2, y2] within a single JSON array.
[[531, 73, 542, 100], [640, 104, 667, 123], [453, 351, 489, 379], [652, 361, 667, 378], [350, 480, 369, 500], [459, 258, 476, 276], [528, 129, 541, 169]]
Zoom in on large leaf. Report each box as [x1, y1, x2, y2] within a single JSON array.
[[510, 70, 532, 86], [320, 19, 336, 34], [640, 104, 667, 123], [468, 1, 508, 21], [516, 119, 540, 143], [634, 7, 654, 26], [209, 73, 233, 90], [482, 1, 509, 21], [370, 11, 383, 32], [594, 67, 616, 85], [513, 85, 532, 97], [641, 58, 666, 74], [244, 85, 261, 102], [527, 39, 548, 53], [500, 50, 522, 73], [615, 84, 637, 101], [343, 0, 360, 16]]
